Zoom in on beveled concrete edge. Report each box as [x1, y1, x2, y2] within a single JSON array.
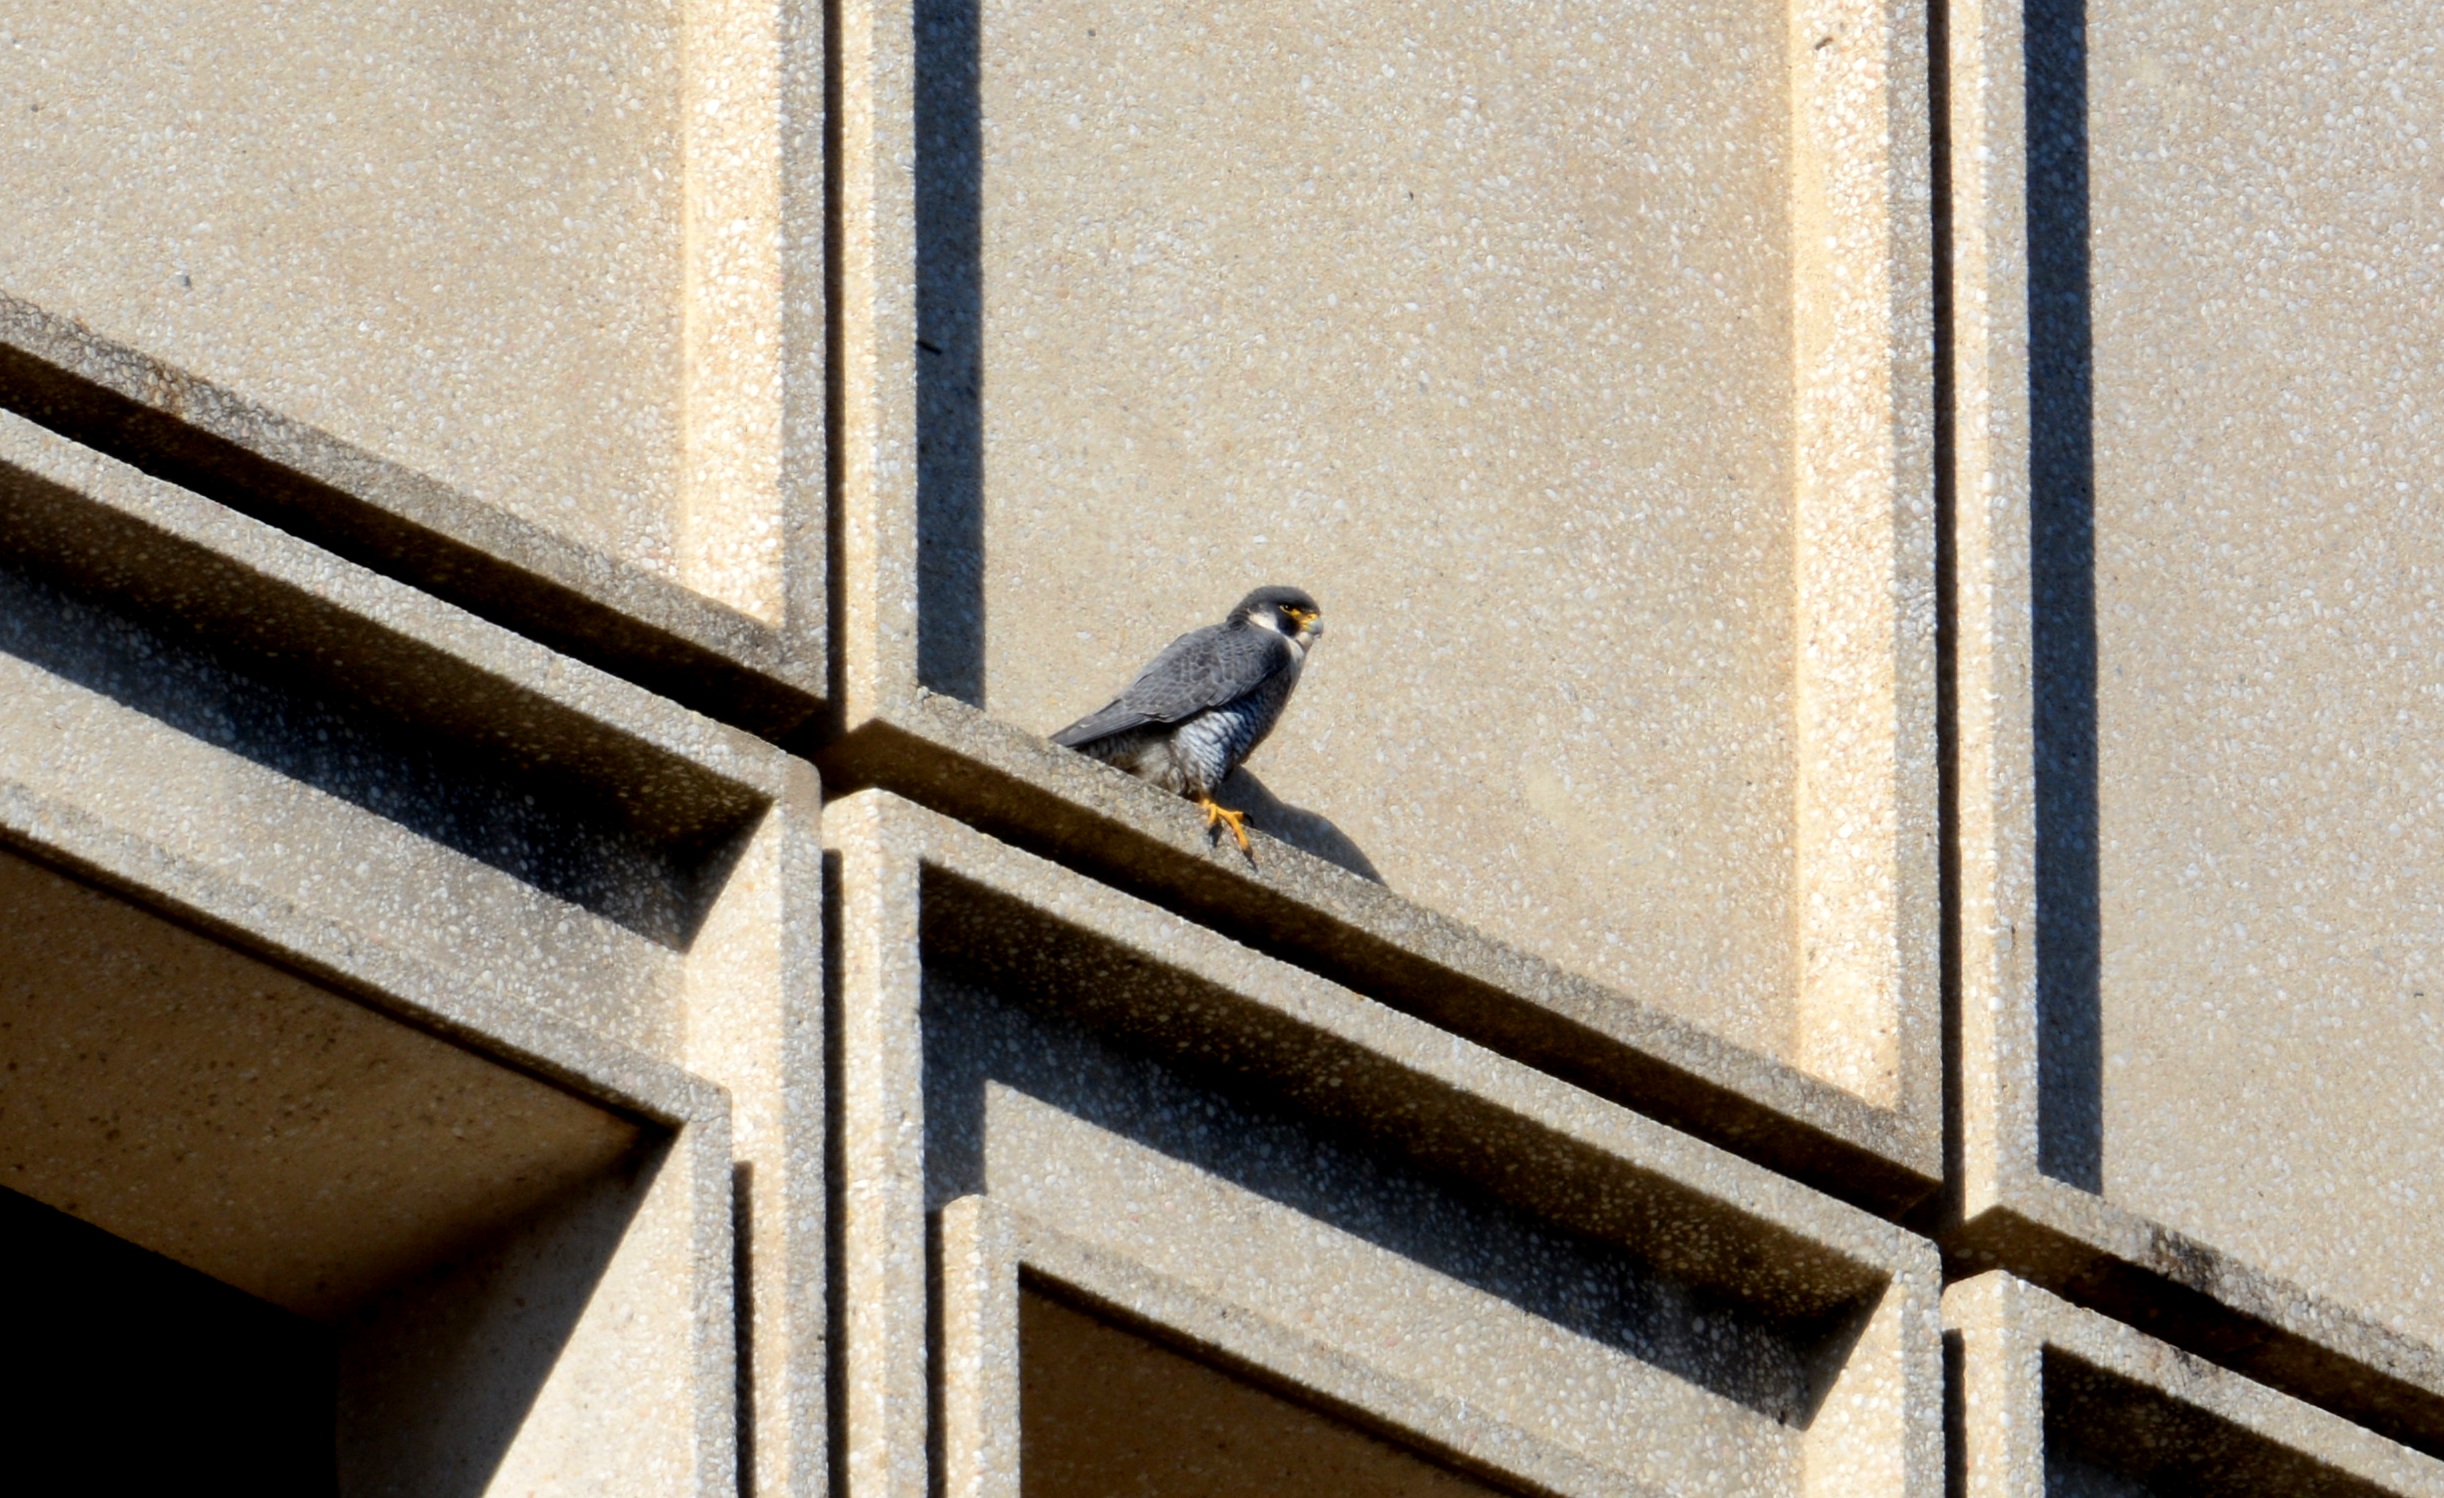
[[773, 0, 833, 708], [770, 755, 836, 1498], [0, 406, 795, 829], [1937, 0, 2444, 1456], [1, 401, 819, 1485], [826, 788, 1935, 1296], [938, 1194, 1632, 1498], [0, 771, 743, 1494], [0, 768, 720, 1129], [0, 290, 825, 736], [1944, 1272, 2444, 1496], [1948, 1172, 2444, 1460], [0, 409, 839, 1492], [818, 694, 1942, 1215], [832, 790, 1943, 1498]]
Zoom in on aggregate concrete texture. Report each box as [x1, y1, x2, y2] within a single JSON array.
[[0, 838, 740, 1497], [0, 411, 827, 1495], [832, 0, 1942, 1199], [1947, 0, 2444, 1453], [2060, 0, 2444, 1353], [824, 690, 1941, 1213], [829, 790, 1942, 1498], [0, 0, 827, 731], [0, 839, 641, 1321], [0, 0, 687, 572], [8, 0, 2444, 1490], [1010, 1283, 1514, 1498]]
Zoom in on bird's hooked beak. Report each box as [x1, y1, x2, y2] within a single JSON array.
[[1287, 607, 1323, 637]]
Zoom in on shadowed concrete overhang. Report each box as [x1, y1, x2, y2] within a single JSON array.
[[0, 842, 645, 1320]]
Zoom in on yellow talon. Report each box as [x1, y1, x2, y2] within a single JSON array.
[[1196, 796, 1253, 857]]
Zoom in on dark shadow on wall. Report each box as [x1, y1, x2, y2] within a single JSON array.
[[914, 0, 988, 707], [0, 1186, 338, 1496], [2026, 0, 2105, 1192], [1219, 768, 1387, 885]]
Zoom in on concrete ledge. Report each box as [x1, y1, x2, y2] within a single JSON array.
[[827, 0, 1942, 1223], [0, 816, 739, 1497], [0, 412, 831, 1494], [821, 693, 1940, 1216], [1944, 1272, 2444, 1495], [1947, 1186, 2444, 1462], [939, 1198, 1629, 1498], [828, 790, 1943, 1497], [0, 292, 825, 736]]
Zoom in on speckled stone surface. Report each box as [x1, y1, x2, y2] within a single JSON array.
[[0, 411, 827, 1494], [12, 0, 2444, 1489], [2079, 0, 2444, 1354], [1948, 0, 2444, 1449], [0, 841, 640, 1319], [975, 0, 1803, 1048], [0, 0, 825, 700], [0, 810, 741, 1495], [1945, 1273, 2444, 1496], [822, 690, 1943, 1210], [1011, 1286, 1511, 1498], [0, 2, 684, 577], [835, 0, 1937, 1116]]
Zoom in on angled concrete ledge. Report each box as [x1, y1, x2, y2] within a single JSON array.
[[0, 411, 828, 1495], [0, 292, 825, 736], [1945, 1189, 2444, 1465], [822, 693, 1940, 1215], [939, 1199, 1631, 1498], [828, 790, 1943, 1498], [0, 0, 827, 732], [1945, 1273, 2444, 1496]]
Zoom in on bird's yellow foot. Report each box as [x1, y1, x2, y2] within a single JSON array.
[[1196, 796, 1253, 857]]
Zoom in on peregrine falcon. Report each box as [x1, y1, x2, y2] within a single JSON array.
[[1051, 586, 1324, 855]]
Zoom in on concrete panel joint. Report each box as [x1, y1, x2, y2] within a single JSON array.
[[1945, 1273, 2444, 1495], [1944, 0, 2444, 1457]]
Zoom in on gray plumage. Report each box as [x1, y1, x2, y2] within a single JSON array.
[[1052, 587, 1324, 809]]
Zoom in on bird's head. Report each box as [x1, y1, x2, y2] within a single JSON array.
[[1230, 585, 1325, 648]]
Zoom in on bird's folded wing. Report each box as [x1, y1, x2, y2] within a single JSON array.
[[1050, 624, 1289, 745]]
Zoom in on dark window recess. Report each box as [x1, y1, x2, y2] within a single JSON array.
[[1019, 1287, 1517, 1498], [0, 1186, 337, 1496]]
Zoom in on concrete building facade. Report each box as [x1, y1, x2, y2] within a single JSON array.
[[0, 0, 2437, 1492]]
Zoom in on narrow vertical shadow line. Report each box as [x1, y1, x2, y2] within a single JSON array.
[[733, 1160, 758, 1495], [2024, 0, 2105, 1191], [1942, 1331, 1968, 1498], [1925, 0, 1966, 1241], [914, 0, 988, 706], [822, 0, 851, 735], [821, 850, 852, 1498]]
